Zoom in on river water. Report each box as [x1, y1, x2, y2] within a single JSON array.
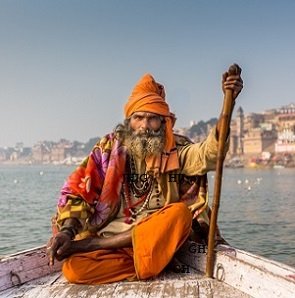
[[0, 165, 294, 267]]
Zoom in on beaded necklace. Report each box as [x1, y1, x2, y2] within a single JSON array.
[[123, 154, 154, 224]]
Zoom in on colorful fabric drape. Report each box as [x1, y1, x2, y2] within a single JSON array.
[[56, 133, 127, 232]]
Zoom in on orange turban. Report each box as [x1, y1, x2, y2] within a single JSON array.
[[124, 74, 179, 174]]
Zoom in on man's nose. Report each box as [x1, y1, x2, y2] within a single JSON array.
[[140, 118, 149, 130]]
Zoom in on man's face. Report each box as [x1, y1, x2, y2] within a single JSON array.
[[124, 112, 165, 159], [129, 112, 162, 134]]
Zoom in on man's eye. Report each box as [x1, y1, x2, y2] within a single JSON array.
[[150, 116, 159, 121]]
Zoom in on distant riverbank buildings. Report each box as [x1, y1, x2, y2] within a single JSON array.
[[1, 103, 295, 165], [230, 103, 295, 159]]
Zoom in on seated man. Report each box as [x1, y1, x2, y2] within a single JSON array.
[[47, 67, 243, 284]]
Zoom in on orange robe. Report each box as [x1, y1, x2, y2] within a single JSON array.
[[62, 202, 192, 284]]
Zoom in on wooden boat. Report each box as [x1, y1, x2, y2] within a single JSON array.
[[1, 240, 294, 297]]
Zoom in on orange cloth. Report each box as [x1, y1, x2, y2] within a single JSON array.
[[62, 248, 137, 284], [133, 202, 192, 279], [124, 74, 179, 174], [62, 202, 192, 284]]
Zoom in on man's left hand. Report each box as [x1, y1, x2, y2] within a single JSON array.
[[222, 72, 243, 100]]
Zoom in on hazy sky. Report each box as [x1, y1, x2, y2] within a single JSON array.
[[1, 1, 295, 147]]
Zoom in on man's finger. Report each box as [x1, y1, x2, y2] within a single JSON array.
[[222, 72, 228, 83], [47, 237, 61, 266], [47, 246, 55, 266], [49, 238, 60, 255], [57, 241, 70, 256]]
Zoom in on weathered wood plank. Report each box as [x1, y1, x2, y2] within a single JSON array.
[[0, 274, 251, 298], [235, 248, 295, 277], [177, 241, 295, 298], [0, 245, 62, 291], [112, 282, 149, 298], [0, 266, 252, 298]]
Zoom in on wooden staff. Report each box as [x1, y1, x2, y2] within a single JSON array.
[[206, 64, 242, 278]]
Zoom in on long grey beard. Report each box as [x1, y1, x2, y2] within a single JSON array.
[[115, 122, 165, 160]]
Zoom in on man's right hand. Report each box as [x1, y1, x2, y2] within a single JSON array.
[[47, 232, 72, 265]]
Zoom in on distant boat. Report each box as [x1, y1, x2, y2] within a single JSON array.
[[1, 241, 294, 297], [225, 157, 244, 168], [228, 161, 244, 168], [273, 165, 285, 169]]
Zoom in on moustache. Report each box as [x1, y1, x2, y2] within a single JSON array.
[[134, 129, 162, 137]]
